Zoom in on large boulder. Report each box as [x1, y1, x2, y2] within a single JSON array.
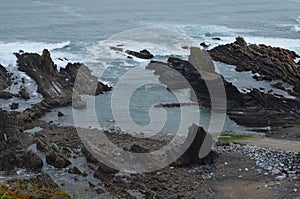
[[174, 124, 217, 167]]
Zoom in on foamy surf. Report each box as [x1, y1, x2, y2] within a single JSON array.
[[86, 28, 197, 67], [0, 41, 71, 111], [0, 41, 70, 66]]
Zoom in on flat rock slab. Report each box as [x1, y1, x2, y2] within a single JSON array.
[[236, 136, 300, 152]]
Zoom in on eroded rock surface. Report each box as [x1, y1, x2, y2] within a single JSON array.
[[209, 37, 300, 95], [147, 48, 300, 127]]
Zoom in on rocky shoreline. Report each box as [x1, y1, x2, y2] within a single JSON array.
[[0, 38, 300, 198]]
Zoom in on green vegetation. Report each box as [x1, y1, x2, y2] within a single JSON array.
[[0, 182, 70, 199], [219, 133, 255, 142]]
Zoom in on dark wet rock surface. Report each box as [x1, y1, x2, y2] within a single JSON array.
[[209, 37, 300, 96], [147, 47, 300, 128], [0, 64, 12, 91], [125, 49, 154, 59], [0, 42, 300, 197], [16, 49, 111, 100]]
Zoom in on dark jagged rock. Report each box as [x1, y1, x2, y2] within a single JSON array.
[[15, 49, 111, 101], [212, 37, 221, 41], [0, 110, 43, 171], [46, 152, 71, 168], [0, 91, 14, 99], [129, 144, 150, 153], [200, 42, 210, 48], [17, 97, 71, 123], [125, 49, 154, 59], [147, 48, 244, 110], [272, 82, 286, 91], [37, 139, 71, 169], [10, 103, 19, 110], [0, 150, 43, 172], [173, 124, 217, 167], [58, 111, 64, 117], [146, 47, 300, 128], [209, 37, 300, 91], [0, 64, 11, 91], [19, 88, 30, 100], [154, 102, 199, 108], [60, 62, 111, 96], [110, 46, 123, 52], [94, 163, 118, 182]]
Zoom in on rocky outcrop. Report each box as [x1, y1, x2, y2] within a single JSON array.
[[0, 64, 11, 91], [147, 48, 300, 127], [209, 37, 300, 94], [125, 49, 154, 59], [0, 110, 43, 171], [17, 97, 71, 123], [16, 49, 111, 100]]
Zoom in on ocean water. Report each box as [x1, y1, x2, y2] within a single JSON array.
[[1, 0, 300, 134]]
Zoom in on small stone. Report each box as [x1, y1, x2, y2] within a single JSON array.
[[275, 175, 286, 181], [58, 111, 64, 117], [245, 168, 249, 172], [266, 166, 273, 171], [224, 162, 228, 165], [272, 169, 281, 175], [264, 184, 269, 189], [288, 170, 297, 174]]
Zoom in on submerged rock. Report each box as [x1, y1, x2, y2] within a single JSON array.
[[10, 103, 19, 110], [58, 111, 64, 117], [19, 88, 30, 100]]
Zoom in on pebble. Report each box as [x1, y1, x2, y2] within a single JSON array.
[[272, 169, 281, 175], [275, 175, 286, 181], [216, 143, 300, 178]]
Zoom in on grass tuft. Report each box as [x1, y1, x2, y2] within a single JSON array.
[[219, 133, 255, 142]]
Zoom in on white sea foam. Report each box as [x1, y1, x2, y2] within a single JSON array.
[[294, 25, 300, 32], [0, 41, 71, 111], [86, 28, 196, 67], [0, 41, 70, 66]]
